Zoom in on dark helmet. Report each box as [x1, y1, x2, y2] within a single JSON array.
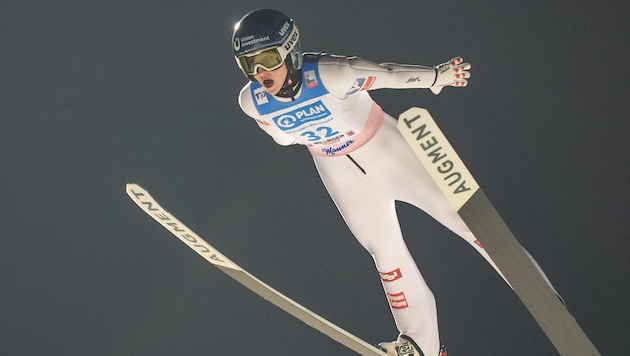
[[232, 9, 303, 97]]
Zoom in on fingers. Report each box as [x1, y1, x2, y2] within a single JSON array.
[[452, 79, 468, 87], [432, 57, 471, 93], [455, 71, 470, 79], [454, 62, 471, 72], [449, 57, 463, 66], [451, 57, 470, 87]]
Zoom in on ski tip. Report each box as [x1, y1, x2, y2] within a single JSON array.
[[125, 182, 143, 195]]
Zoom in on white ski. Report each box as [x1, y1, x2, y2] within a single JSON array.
[[397, 107, 600, 356], [126, 183, 387, 356]]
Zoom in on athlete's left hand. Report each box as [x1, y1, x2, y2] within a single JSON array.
[[430, 57, 471, 95]]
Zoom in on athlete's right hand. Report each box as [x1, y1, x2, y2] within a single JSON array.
[[430, 57, 471, 95]]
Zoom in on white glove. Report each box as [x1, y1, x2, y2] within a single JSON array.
[[430, 57, 471, 95]]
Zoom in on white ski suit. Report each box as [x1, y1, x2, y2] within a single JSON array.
[[238, 52, 514, 355]]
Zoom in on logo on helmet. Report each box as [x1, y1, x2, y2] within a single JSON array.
[[282, 26, 299, 52], [238, 35, 271, 51], [278, 21, 290, 36]]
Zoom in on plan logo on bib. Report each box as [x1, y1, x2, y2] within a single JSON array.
[[273, 100, 331, 130]]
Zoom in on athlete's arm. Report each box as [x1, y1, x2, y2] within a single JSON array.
[[316, 54, 470, 97], [238, 85, 297, 146]]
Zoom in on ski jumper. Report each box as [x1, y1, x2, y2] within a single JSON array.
[[238, 53, 542, 355]]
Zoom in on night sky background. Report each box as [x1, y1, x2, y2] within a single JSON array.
[[2, 1, 628, 355]]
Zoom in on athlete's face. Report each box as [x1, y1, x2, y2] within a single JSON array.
[[253, 62, 288, 96]]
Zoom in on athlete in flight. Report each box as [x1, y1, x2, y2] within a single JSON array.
[[232, 9, 557, 356]]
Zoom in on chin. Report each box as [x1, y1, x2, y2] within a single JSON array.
[[264, 86, 281, 95]]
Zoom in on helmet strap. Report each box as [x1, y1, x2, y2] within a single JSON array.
[[275, 57, 302, 99]]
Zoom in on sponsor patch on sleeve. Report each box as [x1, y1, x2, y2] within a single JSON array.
[[387, 291, 409, 309], [379, 268, 403, 282], [361, 76, 376, 90], [345, 76, 377, 95]]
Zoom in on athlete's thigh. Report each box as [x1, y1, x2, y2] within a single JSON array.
[[357, 117, 473, 238], [312, 154, 401, 252]]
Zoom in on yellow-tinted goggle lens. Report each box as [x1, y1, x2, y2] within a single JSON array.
[[238, 48, 284, 75]]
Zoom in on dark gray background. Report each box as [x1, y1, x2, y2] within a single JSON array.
[[2, 1, 628, 355]]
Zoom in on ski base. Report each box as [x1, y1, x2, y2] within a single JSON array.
[[126, 183, 387, 356]]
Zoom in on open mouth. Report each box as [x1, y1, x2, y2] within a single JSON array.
[[263, 79, 274, 88]]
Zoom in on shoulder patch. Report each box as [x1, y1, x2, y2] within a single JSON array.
[[304, 70, 318, 88], [253, 86, 268, 105]]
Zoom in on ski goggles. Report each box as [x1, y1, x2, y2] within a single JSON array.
[[237, 47, 286, 76]]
